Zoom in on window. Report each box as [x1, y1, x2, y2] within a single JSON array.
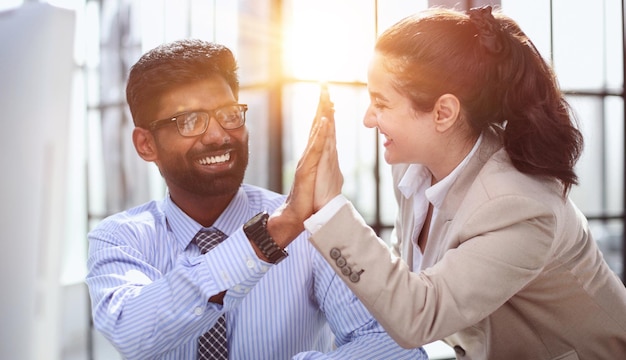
[[82, 0, 626, 289], [3, 1, 622, 359]]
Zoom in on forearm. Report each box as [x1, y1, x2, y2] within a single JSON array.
[[87, 257, 221, 358], [308, 198, 555, 348], [307, 202, 432, 348], [87, 230, 271, 358]]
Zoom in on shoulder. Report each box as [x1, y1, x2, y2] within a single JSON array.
[[89, 200, 166, 241], [476, 149, 563, 203], [454, 149, 563, 235]]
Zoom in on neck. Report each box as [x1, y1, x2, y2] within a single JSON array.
[[430, 133, 479, 183], [169, 190, 237, 227]]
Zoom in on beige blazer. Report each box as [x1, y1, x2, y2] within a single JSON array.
[[309, 129, 626, 359]]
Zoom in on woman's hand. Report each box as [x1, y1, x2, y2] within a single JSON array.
[[313, 96, 343, 212]]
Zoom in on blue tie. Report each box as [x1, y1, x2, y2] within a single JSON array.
[[193, 228, 228, 360]]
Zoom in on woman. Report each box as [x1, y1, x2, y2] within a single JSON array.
[[280, 6, 626, 359]]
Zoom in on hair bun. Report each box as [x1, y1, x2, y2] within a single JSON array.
[[468, 5, 503, 54]]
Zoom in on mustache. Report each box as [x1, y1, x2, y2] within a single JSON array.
[[190, 142, 240, 157]]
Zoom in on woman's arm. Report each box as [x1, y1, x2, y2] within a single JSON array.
[[308, 195, 555, 348]]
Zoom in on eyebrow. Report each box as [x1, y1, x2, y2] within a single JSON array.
[[169, 102, 240, 118], [369, 90, 389, 103]]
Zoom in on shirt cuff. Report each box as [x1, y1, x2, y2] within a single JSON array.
[[304, 194, 348, 234]]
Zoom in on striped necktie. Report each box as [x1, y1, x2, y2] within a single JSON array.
[[193, 228, 228, 360]]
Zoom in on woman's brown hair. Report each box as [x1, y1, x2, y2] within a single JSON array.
[[375, 6, 583, 195]]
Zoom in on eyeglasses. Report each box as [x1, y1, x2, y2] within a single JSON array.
[[149, 103, 248, 137]]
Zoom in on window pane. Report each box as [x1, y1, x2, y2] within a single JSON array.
[[501, 0, 552, 60], [568, 95, 623, 222], [284, 0, 375, 82], [604, 0, 624, 91], [190, 0, 215, 39], [215, 0, 239, 51], [605, 96, 624, 214], [377, 0, 429, 35], [241, 89, 272, 188], [589, 220, 623, 278], [552, 0, 614, 90], [238, 0, 271, 85], [568, 95, 606, 214], [163, 0, 190, 41]]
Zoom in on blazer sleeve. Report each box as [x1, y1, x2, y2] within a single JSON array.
[[308, 194, 556, 349]]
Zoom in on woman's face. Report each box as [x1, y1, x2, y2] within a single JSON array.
[[363, 52, 437, 165]]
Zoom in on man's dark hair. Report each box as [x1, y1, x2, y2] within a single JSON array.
[[126, 39, 240, 128]]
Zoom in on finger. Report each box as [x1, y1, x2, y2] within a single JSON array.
[[326, 107, 336, 147], [315, 84, 334, 125], [298, 115, 329, 172]]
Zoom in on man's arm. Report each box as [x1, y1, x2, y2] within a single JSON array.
[[86, 223, 271, 359]]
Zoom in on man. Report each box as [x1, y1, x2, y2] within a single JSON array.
[[86, 39, 427, 359]]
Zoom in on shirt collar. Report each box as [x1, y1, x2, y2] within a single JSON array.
[[398, 133, 483, 209], [163, 187, 249, 249]]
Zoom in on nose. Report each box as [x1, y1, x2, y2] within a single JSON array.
[[200, 116, 230, 145], [362, 105, 377, 129]]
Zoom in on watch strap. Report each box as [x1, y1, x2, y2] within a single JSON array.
[[244, 212, 288, 264]]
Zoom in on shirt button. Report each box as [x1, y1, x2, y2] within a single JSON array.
[[194, 307, 203, 316], [261, 265, 269, 272], [246, 259, 255, 268]]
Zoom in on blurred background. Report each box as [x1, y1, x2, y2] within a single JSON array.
[[0, 0, 623, 359]]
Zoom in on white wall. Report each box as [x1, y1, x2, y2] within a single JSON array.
[[0, 3, 75, 360]]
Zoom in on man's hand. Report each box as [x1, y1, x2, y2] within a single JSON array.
[[268, 104, 330, 248]]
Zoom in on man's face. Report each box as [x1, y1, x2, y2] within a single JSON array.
[[149, 76, 249, 198]]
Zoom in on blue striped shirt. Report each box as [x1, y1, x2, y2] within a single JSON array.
[[86, 184, 428, 359]]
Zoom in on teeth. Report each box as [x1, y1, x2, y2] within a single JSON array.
[[198, 152, 230, 165]]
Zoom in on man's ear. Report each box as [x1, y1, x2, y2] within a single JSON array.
[[433, 93, 461, 133], [132, 127, 158, 162]]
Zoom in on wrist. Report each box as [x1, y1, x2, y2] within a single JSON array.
[[243, 211, 288, 264], [267, 205, 305, 249]]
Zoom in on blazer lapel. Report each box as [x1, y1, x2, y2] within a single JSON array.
[[422, 128, 504, 267]]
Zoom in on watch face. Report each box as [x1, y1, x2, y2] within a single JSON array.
[[246, 211, 267, 228]]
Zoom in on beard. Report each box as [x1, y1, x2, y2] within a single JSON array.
[[158, 140, 249, 198]]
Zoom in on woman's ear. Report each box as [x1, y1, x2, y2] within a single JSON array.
[[433, 93, 461, 133], [133, 127, 158, 162]]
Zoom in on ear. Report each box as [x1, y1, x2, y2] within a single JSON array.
[[132, 127, 158, 162], [433, 93, 461, 133]]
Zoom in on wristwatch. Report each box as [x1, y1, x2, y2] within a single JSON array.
[[243, 211, 288, 264]]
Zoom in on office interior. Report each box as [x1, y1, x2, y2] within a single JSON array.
[[0, 0, 623, 359]]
